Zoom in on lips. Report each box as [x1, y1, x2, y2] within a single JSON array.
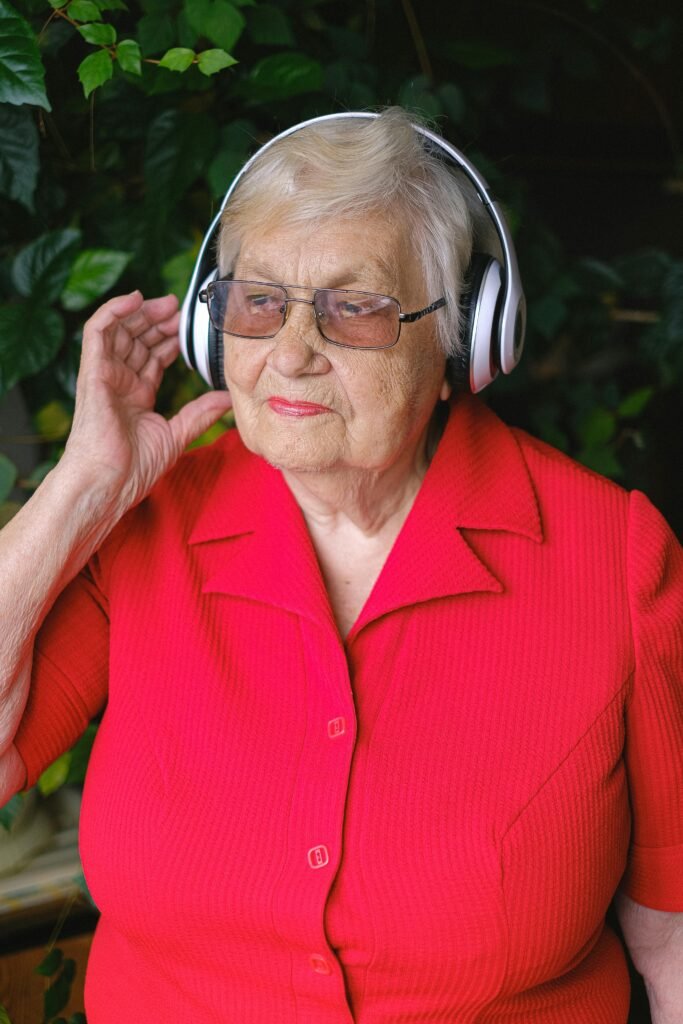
[[267, 397, 332, 417]]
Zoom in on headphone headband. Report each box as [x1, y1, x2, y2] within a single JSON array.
[[180, 111, 525, 392]]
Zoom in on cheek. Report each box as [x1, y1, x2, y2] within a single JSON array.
[[371, 345, 443, 411], [224, 342, 268, 390]]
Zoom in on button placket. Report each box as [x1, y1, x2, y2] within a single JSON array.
[[327, 716, 346, 738], [309, 953, 332, 975], [307, 844, 330, 869]]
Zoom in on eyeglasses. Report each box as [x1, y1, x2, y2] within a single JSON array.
[[199, 279, 447, 351]]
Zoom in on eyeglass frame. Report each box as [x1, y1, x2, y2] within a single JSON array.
[[198, 277, 447, 351]]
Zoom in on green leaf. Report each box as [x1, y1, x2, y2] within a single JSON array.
[[162, 245, 199, 299], [206, 117, 253, 197], [65, 723, 97, 784], [577, 446, 622, 479], [159, 46, 195, 71], [576, 407, 616, 447], [37, 751, 71, 796], [246, 4, 295, 46], [67, 0, 102, 20], [197, 47, 236, 75], [77, 47, 113, 96], [398, 75, 442, 119], [0, 103, 39, 210], [0, 792, 24, 832], [144, 108, 212, 216], [77, 21, 116, 45], [34, 399, 72, 440], [617, 387, 654, 418], [48, 0, 69, 7], [0, 0, 51, 110], [116, 38, 141, 74], [0, 304, 65, 394], [528, 293, 567, 340], [61, 248, 131, 310], [11, 229, 81, 303], [35, 947, 64, 977], [248, 51, 323, 99], [93, 0, 127, 9], [0, 453, 17, 502], [73, 870, 96, 907], [137, 11, 174, 56], [0, 1001, 12, 1023], [184, 0, 245, 52], [43, 959, 76, 1020]]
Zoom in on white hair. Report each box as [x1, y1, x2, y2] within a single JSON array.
[[218, 107, 498, 358]]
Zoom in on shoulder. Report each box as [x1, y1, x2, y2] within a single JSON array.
[[505, 419, 680, 586], [509, 422, 631, 528]]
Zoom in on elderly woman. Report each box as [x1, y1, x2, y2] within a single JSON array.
[[0, 107, 682, 1023]]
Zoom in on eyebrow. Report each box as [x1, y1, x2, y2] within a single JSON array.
[[234, 256, 399, 292]]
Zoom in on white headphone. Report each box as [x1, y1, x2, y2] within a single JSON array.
[[180, 111, 526, 394]]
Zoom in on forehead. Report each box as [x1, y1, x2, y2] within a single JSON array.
[[234, 213, 420, 297]]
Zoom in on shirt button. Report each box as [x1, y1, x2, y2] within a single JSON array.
[[307, 844, 330, 869], [327, 717, 346, 738], [310, 954, 331, 975]]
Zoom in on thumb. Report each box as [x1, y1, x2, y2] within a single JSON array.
[[168, 391, 233, 452]]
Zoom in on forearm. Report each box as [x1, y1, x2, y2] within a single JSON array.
[[0, 459, 118, 755], [615, 891, 683, 1023]]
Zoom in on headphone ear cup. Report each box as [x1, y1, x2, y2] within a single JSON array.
[[207, 320, 228, 391], [182, 269, 218, 388], [456, 253, 504, 394]]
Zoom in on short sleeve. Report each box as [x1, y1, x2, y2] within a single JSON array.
[[13, 548, 112, 791], [619, 490, 683, 910]]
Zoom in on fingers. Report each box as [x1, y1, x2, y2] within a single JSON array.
[[83, 292, 179, 354], [168, 391, 233, 453], [118, 296, 179, 344], [80, 293, 182, 386], [139, 335, 181, 390]]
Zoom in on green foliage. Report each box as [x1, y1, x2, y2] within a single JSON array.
[[159, 46, 195, 72], [35, 947, 77, 1021], [115, 37, 141, 74], [184, 0, 245, 52], [0, 1, 50, 109], [61, 249, 132, 310], [198, 47, 237, 75], [0, 0, 681, 824], [77, 21, 116, 44], [77, 47, 113, 95], [0, 104, 39, 209]]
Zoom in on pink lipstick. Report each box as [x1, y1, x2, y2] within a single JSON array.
[[267, 397, 331, 417]]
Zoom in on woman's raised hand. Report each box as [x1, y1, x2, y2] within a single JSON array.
[[60, 290, 232, 514]]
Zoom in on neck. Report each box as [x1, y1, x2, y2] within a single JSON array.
[[282, 401, 449, 538]]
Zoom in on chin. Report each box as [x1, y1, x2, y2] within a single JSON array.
[[239, 428, 343, 474]]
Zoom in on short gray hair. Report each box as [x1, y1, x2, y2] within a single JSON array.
[[218, 107, 497, 358]]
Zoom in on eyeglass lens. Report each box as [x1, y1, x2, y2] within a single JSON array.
[[207, 281, 400, 349]]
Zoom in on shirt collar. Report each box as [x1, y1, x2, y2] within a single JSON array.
[[187, 395, 542, 636]]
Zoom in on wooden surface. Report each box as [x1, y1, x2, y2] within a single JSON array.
[[0, 931, 92, 1023]]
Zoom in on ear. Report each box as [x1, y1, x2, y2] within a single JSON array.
[[440, 377, 453, 402]]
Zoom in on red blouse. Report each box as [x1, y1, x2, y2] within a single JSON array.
[[14, 396, 683, 1023]]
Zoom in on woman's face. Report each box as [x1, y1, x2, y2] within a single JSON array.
[[224, 213, 452, 475]]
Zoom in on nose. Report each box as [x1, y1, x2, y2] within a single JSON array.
[[267, 299, 331, 379]]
